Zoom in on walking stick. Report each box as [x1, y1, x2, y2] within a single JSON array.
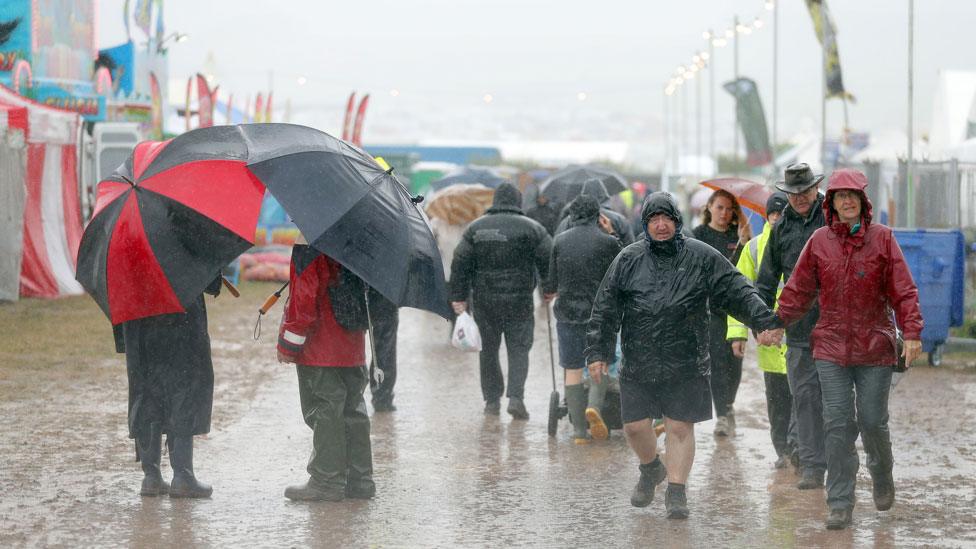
[[545, 300, 561, 437]]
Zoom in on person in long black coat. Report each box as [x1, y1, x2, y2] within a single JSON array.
[[449, 183, 552, 419], [554, 178, 635, 245], [585, 192, 781, 519], [115, 274, 221, 498]]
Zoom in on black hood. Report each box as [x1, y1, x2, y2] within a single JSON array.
[[565, 194, 601, 228], [580, 178, 611, 204], [640, 192, 684, 255], [489, 182, 523, 213]]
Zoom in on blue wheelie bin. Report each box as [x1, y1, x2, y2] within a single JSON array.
[[892, 229, 966, 366]]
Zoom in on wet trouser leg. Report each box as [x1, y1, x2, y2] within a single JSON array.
[[369, 309, 399, 407], [854, 366, 894, 484], [763, 372, 793, 457], [502, 315, 534, 400], [707, 315, 739, 417], [475, 313, 505, 403], [297, 365, 371, 489], [816, 360, 860, 510], [786, 346, 826, 475]]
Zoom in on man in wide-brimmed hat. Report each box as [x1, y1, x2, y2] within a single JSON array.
[[756, 163, 828, 490]]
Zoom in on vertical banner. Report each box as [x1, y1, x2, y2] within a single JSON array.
[[723, 78, 773, 167], [134, 0, 152, 37], [225, 93, 234, 124], [243, 95, 251, 123], [196, 74, 213, 128], [804, 0, 855, 102], [184, 75, 193, 132], [351, 94, 370, 146], [254, 93, 265, 123], [265, 92, 274, 123], [149, 72, 163, 139], [342, 92, 356, 140]]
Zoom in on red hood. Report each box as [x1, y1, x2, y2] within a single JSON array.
[[823, 168, 873, 227]]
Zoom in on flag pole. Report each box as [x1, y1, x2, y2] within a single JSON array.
[[907, 0, 916, 227]]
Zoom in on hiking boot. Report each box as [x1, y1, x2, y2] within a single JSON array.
[[345, 478, 376, 499], [630, 458, 667, 507], [797, 469, 824, 490], [168, 436, 212, 499], [825, 507, 853, 530], [484, 400, 500, 416], [284, 479, 344, 502], [774, 454, 789, 470], [585, 407, 609, 441], [665, 484, 689, 519], [507, 398, 529, 420], [714, 416, 730, 437], [872, 472, 895, 511]]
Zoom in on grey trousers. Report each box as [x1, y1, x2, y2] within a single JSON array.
[[816, 360, 893, 511], [786, 346, 826, 474]]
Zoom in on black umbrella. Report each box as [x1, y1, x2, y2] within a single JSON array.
[[430, 167, 508, 192], [539, 164, 628, 203]]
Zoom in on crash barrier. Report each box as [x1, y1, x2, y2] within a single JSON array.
[[894, 160, 976, 230], [893, 229, 966, 365]]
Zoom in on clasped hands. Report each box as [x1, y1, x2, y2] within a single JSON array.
[[757, 328, 785, 347]]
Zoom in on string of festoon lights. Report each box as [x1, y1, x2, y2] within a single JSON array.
[[662, 0, 776, 183]]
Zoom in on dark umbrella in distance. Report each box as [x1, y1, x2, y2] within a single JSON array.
[[429, 167, 508, 192], [539, 164, 628, 204]]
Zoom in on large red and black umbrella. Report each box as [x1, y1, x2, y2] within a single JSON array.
[[700, 177, 774, 216], [77, 123, 451, 324], [76, 129, 265, 324]]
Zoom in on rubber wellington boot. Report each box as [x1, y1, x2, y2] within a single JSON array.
[[630, 457, 667, 507], [136, 425, 169, 497], [585, 374, 609, 440], [285, 479, 344, 501], [872, 471, 895, 511], [565, 384, 590, 444], [168, 435, 212, 498]]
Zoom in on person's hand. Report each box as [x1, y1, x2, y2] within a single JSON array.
[[598, 214, 615, 235], [737, 222, 751, 245], [543, 293, 557, 303], [731, 340, 746, 358], [277, 349, 295, 364], [452, 301, 467, 315], [903, 339, 922, 367], [588, 361, 608, 384], [758, 328, 784, 346]]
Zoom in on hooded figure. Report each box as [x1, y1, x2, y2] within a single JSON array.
[[555, 179, 635, 245], [450, 182, 552, 419], [775, 168, 923, 530], [585, 191, 781, 519]]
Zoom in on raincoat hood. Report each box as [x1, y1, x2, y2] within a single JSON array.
[[488, 182, 523, 214], [640, 192, 684, 255], [823, 168, 873, 228], [565, 194, 601, 228], [580, 178, 611, 204]]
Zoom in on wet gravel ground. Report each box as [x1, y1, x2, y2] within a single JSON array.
[[2, 303, 975, 547]]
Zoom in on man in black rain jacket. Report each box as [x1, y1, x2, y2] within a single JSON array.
[[450, 183, 552, 419], [555, 178, 635, 245], [586, 192, 781, 519], [755, 162, 828, 489]]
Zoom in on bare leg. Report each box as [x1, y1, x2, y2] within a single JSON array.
[[664, 418, 695, 484], [565, 368, 583, 386], [623, 419, 659, 464]]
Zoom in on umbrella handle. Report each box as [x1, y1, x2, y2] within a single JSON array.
[[544, 299, 557, 391], [221, 277, 240, 298], [253, 281, 290, 341]]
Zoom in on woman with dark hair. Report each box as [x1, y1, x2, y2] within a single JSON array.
[[772, 169, 922, 530], [692, 189, 752, 436]]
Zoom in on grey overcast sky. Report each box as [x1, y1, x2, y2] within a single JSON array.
[[98, 0, 975, 154]]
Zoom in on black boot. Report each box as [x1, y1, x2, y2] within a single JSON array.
[[665, 483, 689, 519], [826, 507, 853, 530], [797, 469, 824, 490], [285, 479, 344, 501], [168, 435, 212, 498], [872, 471, 895, 511], [136, 425, 169, 497], [630, 457, 667, 507]]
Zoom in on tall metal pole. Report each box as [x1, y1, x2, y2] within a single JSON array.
[[663, 86, 671, 193], [709, 29, 716, 170], [733, 15, 740, 176], [907, 0, 916, 227], [681, 82, 688, 176], [696, 66, 702, 179], [772, 2, 779, 164], [820, 14, 827, 172]]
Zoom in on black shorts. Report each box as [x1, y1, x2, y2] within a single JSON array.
[[556, 321, 587, 370], [620, 375, 713, 424]]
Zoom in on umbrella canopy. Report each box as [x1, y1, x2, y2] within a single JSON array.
[[76, 133, 265, 324], [425, 184, 495, 225], [429, 167, 508, 192], [539, 164, 628, 203], [700, 177, 773, 216], [77, 123, 451, 323]]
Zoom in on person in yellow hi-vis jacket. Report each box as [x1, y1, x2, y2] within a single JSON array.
[[727, 192, 796, 470]]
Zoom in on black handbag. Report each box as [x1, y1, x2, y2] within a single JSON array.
[[328, 265, 369, 332]]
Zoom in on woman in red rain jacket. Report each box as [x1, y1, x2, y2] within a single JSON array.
[[773, 168, 923, 530]]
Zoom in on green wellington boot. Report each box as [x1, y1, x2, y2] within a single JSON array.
[[565, 384, 590, 444]]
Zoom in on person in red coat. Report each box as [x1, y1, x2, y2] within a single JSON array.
[[768, 168, 923, 530], [277, 241, 374, 501]]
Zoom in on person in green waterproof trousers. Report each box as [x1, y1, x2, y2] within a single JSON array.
[[277, 241, 374, 501]]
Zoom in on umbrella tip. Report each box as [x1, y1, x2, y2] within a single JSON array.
[[411, 195, 425, 205]]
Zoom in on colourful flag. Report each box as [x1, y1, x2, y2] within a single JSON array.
[[723, 78, 773, 167], [805, 0, 855, 102], [265, 92, 273, 123], [134, 0, 152, 37], [196, 74, 213, 128], [149, 72, 163, 139], [351, 94, 370, 146], [254, 93, 264, 123]]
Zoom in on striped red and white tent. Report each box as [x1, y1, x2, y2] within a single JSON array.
[[0, 85, 83, 299]]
